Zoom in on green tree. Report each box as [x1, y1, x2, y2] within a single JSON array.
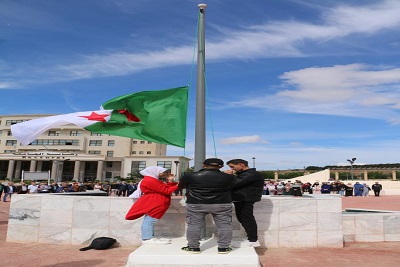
[[368, 171, 390, 180], [258, 171, 274, 181]]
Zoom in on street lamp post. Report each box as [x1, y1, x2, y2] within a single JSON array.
[[252, 157, 256, 168], [347, 158, 356, 180]]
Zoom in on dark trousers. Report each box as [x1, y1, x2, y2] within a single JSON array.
[[233, 201, 258, 242], [374, 190, 381, 196]]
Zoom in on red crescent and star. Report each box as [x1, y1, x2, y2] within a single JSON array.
[[79, 110, 140, 122]]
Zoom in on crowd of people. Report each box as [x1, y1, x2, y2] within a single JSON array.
[[262, 180, 383, 197], [0, 180, 141, 202]]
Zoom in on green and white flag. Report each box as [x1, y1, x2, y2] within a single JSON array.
[[11, 86, 188, 147]]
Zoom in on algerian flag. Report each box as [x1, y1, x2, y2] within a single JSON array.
[[11, 86, 189, 147]]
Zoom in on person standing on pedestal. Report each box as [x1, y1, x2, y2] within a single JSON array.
[[226, 159, 264, 248], [125, 166, 177, 245], [179, 158, 236, 254]]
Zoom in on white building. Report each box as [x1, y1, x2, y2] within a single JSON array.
[[0, 114, 190, 182]]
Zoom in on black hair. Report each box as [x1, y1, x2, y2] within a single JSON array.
[[226, 159, 249, 166]]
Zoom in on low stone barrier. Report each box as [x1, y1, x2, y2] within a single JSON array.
[[7, 194, 344, 248], [343, 210, 400, 242]]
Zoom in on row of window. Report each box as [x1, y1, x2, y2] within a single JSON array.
[[5, 120, 26, 126], [3, 148, 152, 157], [4, 140, 116, 146], [49, 131, 103, 136], [3, 138, 152, 147], [87, 151, 152, 156], [130, 161, 172, 173]]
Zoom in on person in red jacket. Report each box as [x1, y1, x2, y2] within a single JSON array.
[[125, 166, 178, 245]]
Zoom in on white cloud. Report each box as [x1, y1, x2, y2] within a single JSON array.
[[62, 0, 400, 80], [2, 0, 398, 86], [220, 135, 265, 145], [0, 82, 20, 89], [235, 64, 400, 123]]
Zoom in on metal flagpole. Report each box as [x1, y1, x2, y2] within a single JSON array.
[[195, 3, 207, 239], [194, 3, 207, 172]]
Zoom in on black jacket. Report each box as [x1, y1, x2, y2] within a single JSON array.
[[372, 184, 382, 191], [3, 185, 17, 194], [179, 168, 236, 204], [231, 168, 264, 202]]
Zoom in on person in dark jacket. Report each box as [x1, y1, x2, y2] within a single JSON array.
[[226, 159, 264, 248], [118, 181, 128, 197], [3, 182, 17, 202], [345, 183, 354, 197], [371, 182, 383, 197], [178, 158, 236, 254]]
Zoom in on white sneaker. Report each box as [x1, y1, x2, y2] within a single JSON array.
[[232, 240, 260, 248], [141, 238, 171, 245]]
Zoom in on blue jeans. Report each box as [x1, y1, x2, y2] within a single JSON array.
[[141, 215, 159, 240], [3, 193, 12, 202]]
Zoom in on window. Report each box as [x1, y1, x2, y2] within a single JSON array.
[[106, 151, 114, 157], [48, 131, 60, 136], [106, 161, 113, 168], [140, 141, 145, 144], [88, 151, 101, 154], [148, 141, 152, 144], [147, 151, 151, 155], [70, 130, 83, 136], [105, 172, 112, 179], [6, 140, 17, 146], [89, 140, 102, 146], [0, 130, 2, 135], [132, 151, 137, 154], [4, 150, 16, 153], [30, 139, 79, 146], [108, 140, 115, 146], [131, 161, 146, 172], [133, 141, 138, 144], [157, 161, 172, 169], [139, 151, 144, 154], [91, 132, 102, 136], [7, 130, 12, 136], [6, 119, 24, 126]]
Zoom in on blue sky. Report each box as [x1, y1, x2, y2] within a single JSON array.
[[1, 0, 400, 170]]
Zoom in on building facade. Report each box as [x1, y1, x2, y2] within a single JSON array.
[[0, 114, 190, 182]]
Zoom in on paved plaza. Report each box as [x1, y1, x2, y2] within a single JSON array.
[[1, 195, 399, 267]]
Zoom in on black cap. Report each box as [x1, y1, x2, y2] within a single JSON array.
[[203, 158, 224, 166]]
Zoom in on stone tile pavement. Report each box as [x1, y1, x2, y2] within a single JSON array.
[[1, 195, 399, 267]]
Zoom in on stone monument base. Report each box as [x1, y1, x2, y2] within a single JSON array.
[[126, 237, 260, 267]]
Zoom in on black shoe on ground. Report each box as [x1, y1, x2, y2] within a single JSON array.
[[181, 246, 201, 254], [218, 247, 233, 254]]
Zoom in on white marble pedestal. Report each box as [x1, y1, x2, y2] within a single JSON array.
[[125, 237, 260, 267]]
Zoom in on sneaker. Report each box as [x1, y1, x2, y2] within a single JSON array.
[[181, 246, 201, 254], [141, 238, 171, 245], [232, 240, 260, 248], [218, 247, 233, 254]]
